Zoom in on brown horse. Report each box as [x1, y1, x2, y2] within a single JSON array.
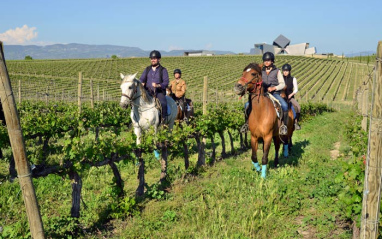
[[234, 63, 294, 178], [166, 88, 194, 124]]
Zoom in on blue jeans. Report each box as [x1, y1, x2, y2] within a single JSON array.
[[272, 92, 288, 111]]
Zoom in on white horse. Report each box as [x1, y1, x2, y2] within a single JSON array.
[[119, 73, 177, 195]]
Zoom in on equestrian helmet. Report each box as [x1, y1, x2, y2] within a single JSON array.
[[149, 50, 161, 59], [262, 52, 275, 62], [174, 69, 182, 75], [282, 64, 292, 71]]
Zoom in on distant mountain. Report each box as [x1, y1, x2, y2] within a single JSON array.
[[2, 43, 236, 60], [345, 51, 376, 57]]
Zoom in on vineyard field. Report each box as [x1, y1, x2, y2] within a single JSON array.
[[5, 55, 373, 105]]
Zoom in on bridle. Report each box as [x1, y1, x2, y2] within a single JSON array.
[[240, 71, 263, 99], [121, 81, 141, 102]]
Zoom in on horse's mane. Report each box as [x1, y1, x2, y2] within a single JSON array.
[[243, 63, 262, 73], [134, 79, 152, 103]]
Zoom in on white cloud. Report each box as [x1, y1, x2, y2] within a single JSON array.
[[168, 45, 184, 51], [0, 25, 38, 45]]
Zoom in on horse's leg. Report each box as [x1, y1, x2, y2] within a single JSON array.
[[261, 135, 274, 178], [134, 126, 141, 145], [160, 142, 168, 183], [251, 135, 261, 172], [134, 127, 145, 196], [136, 156, 145, 197], [273, 136, 281, 168], [288, 135, 293, 153]]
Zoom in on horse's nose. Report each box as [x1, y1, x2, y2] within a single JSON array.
[[119, 102, 127, 109], [234, 83, 244, 95]]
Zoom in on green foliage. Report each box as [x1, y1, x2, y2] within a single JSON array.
[[145, 183, 166, 200], [300, 102, 334, 122], [109, 196, 139, 219], [335, 114, 367, 224], [24, 55, 33, 60], [111, 55, 118, 59]]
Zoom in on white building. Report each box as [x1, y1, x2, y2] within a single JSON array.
[[183, 50, 214, 57], [253, 34, 316, 56]]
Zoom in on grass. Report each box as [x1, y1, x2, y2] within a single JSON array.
[[0, 109, 358, 238]]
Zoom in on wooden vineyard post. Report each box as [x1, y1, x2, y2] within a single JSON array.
[[45, 86, 48, 104], [78, 72, 82, 114], [90, 79, 94, 109], [18, 80, 21, 104], [361, 86, 369, 131], [97, 84, 100, 101], [0, 42, 45, 238], [360, 41, 382, 239], [198, 76, 208, 166], [203, 76, 208, 115]]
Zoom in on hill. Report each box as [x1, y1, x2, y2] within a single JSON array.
[[3, 43, 235, 60]]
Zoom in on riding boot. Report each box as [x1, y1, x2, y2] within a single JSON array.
[[295, 113, 301, 130], [279, 111, 288, 135]]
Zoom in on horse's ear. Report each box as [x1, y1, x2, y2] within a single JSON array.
[[132, 72, 138, 79], [258, 63, 263, 69], [120, 73, 125, 80]]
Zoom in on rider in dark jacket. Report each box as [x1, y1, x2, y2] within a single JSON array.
[[261, 52, 288, 135], [139, 50, 169, 124], [282, 63, 301, 130]]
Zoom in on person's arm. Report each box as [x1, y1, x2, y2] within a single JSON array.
[[176, 81, 186, 98], [140, 68, 148, 85], [159, 68, 169, 90], [292, 77, 298, 94], [274, 70, 285, 91], [288, 77, 299, 99]]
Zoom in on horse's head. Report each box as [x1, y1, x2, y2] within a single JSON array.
[[120, 72, 138, 109], [234, 63, 262, 96]]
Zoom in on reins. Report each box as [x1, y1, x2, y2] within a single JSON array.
[[241, 73, 263, 101]]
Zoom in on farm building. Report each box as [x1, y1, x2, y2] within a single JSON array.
[[183, 50, 214, 57], [253, 34, 316, 56]]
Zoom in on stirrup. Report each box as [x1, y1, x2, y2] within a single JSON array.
[[240, 122, 249, 133], [279, 125, 288, 135], [294, 122, 301, 130]]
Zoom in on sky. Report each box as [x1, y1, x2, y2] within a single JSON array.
[[0, 0, 381, 55]]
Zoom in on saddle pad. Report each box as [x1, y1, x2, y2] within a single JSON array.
[[266, 93, 281, 119]]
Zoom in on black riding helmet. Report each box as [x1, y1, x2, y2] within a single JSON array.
[[174, 69, 182, 75], [149, 50, 161, 59], [282, 64, 292, 72], [262, 52, 275, 62]]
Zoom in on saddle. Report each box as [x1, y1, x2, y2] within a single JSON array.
[[266, 93, 282, 119], [266, 93, 296, 120], [155, 97, 172, 123]]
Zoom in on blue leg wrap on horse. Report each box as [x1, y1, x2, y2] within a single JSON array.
[[252, 162, 261, 172], [154, 150, 160, 160], [261, 165, 267, 178], [283, 144, 289, 157]]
